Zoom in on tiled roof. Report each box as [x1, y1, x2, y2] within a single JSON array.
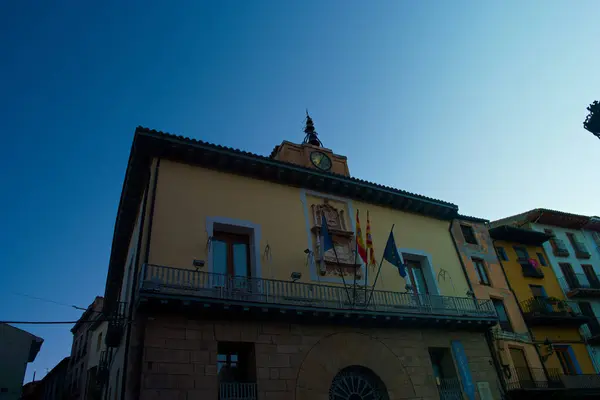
[[137, 126, 458, 209]]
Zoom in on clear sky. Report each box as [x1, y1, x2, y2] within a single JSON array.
[[2, 0, 600, 383]]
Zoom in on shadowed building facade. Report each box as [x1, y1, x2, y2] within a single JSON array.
[[98, 118, 502, 400], [450, 217, 545, 399]]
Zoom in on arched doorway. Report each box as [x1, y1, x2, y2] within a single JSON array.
[[329, 365, 390, 400]]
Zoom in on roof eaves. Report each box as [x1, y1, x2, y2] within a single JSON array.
[[136, 126, 458, 210]]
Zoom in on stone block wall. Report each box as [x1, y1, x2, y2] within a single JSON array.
[[138, 315, 501, 400]]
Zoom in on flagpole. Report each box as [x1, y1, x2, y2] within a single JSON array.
[[352, 220, 359, 308], [364, 211, 370, 307], [367, 224, 395, 307], [331, 243, 353, 304]]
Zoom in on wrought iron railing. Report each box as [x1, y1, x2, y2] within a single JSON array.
[[491, 325, 531, 342], [139, 264, 496, 318], [437, 377, 462, 400], [558, 274, 600, 293], [505, 367, 562, 390], [520, 297, 583, 317], [219, 382, 257, 400], [581, 320, 600, 340], [505, 367, 600, 390]]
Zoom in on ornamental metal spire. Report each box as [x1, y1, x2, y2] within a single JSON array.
[[303, 110, 322, 147]]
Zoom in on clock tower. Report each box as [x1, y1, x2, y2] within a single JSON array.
[[270, 113, 350, 177]]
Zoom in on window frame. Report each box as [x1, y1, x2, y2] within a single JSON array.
[[536, 252, 547, 267], [496, 246, 508, 261], [472, 258, 491, 286], [492, 298, 513, 332], [460, 224, 478, 245]]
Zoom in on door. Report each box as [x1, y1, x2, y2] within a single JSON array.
[[405, 260, 429, 294], [582, 265, 600, 289], [212, 231, 251, 290], [560, 263, 579, 290], [555, 347, 579, 375], [529, 285, 551, 313], [510, 348, 533, 388]]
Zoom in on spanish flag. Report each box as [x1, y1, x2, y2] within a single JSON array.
[[356, 210, 368, 264], [366, 211, 376, 266]]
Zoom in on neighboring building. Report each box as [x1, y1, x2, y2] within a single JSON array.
[[36, 357, 70, 400], [100, 120, 502, 400], [66, 297, 104, 400], [0, 324, 43, 400], [494, 209, 600, 372], [450, 217, 545, 399], [488, 224, 600, 397], [85, 319, 109, 400]]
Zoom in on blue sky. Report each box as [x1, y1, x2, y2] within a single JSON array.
[[2, 0, 600, 382]]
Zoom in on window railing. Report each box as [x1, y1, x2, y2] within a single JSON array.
[[581, 320, 600, 339], [491, 326, 531, 342], [219, 382, 257, 400], [505, 367, 563, 390], [558, 273, 600, 292], [520, 297, 583, 317], [436, 377, 462, 400], [139, 264, 497, 319]]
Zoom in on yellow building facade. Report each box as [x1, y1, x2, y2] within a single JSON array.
[[489, 225, 596, 376], [100, 122, 503, 400]]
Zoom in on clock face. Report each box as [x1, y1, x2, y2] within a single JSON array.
[[310, 151, 332, 171]]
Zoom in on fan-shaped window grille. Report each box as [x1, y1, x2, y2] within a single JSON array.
[[329, 365, 389, 400]]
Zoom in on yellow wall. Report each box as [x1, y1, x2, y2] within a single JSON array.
[[496, 239, 596, 373], [495, 240, 565, 303], [147, 159, 469, 297], [543, 343, 595, 373]]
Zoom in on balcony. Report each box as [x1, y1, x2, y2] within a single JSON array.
[[105, 302, 126, 348], [491, 326, 531, 343], [581, 320, 600, 345], [505, 367, 600, 397], [138, 264, 497, 329], [219, 382, 257, 400], [558, 274, 600, 298], [519, 259, 544, 279], [520, 298, 589, 327]]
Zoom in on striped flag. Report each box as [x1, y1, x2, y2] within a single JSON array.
[[355, 210, 368, 264], [366, 211, 376, 267]]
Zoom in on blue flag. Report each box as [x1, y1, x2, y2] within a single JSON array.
[[383, 230, 406, 277], [321, 213, 334, 252]]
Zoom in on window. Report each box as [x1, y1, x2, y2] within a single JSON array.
[[460, 224, 477, 244], [428, 347, 459, 387], [545, 229, 569, 256], [536, 252, 547, 266], [217, 342, 256, 384], [555, 347, 579, 375], [515, 247, 543, 278], [492, 299, 512, 332], [514, 246, 529, 261], [213, 231, 251, 277], [97, 332, 103, 352], [509, 348, 533, 386], [566, 232, 590, 258], [560, 263, 580, 289], [496, 246, 508, 261], [582, 265, 600, 289], [473, 258, 491, 286]]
